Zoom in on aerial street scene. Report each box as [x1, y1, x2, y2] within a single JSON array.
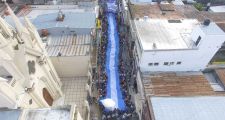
[[0, 0, 225, 120]]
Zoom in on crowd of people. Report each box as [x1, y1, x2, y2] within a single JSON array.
[[96, 2, 137, 120]]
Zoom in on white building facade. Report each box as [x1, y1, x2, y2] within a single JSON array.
[[0, 4, 63, 109], [133, 19, 225, 72]]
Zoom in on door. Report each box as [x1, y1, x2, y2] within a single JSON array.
[[42, 88, 53, 106]]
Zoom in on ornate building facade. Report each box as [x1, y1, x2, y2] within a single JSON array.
[[0, 3, 63, 109]]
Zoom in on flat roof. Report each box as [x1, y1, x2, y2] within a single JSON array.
[[142, 72, 225, 96], [210, 6, 225, 13], [32, 12, 96, 29], [0, 109, 21, 120], [25, 9, 93, 20], [25, 108, 71, 120], [130, 4, 185, 19], [150, 96, 225, 120], [200, 22, 225, 35], [135, 19, 198, 50], [0, 106, 76, 120], [130, 4, 225, 23], [130, 0, 184, 5], [5, 10, 96, 30]]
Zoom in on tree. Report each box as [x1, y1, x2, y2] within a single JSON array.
[[194, 3, 204, 11]]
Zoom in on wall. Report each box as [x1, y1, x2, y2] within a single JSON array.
[[31, 5, 65, 9], [139, 27, 225, 72], [38, 28, 92, 36], [50, 56, 89, 77]]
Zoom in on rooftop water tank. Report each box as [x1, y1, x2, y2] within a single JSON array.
[[203, 19, 210, 26]]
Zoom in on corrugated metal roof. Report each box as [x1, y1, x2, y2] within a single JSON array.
[[32, 12, 96, 29], [46, 34, 90, 56], [150, 96, 225, 120], [142, 72, 222, 96]]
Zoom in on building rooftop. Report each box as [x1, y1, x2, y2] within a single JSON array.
[[0, 106, 79, 120], [130, 4, 185, 19], [130, 4, 225, 20], [215, 69, 225, 87], [134, 19, 198, 50], [130, 4, 225, 30], [25, 108, 71, 120], [130, 0, 184, 5], [45, 34, 91, 56], [0, 109, 21, 120], [4, 5, 96, 30], [32, 12, 96, 30], [175, 5, 225, 23], [217, 23, 225, 32], [17, 5, 96, 19], [149, 96, 225, 120], [200, 22, 225, 35], [142, 72, 225, 96], [159, 3, 175, 11], [210, 5, 225, 13]]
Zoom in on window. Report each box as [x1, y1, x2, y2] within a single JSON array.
[[177, 61, 182, 65], [168, 20, 182, 23], [149, 63, 159, 66], [29, 99, 32, 105], [154, 63, 159, 66], [169, 62, 174, 65], [195, 36, 201, 46], [164, 62, 169, 65], [148, 63, 153, 66]]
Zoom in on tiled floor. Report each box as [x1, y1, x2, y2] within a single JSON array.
[[61, 77, 88, 119]]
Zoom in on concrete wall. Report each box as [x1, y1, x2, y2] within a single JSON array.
[[50, 56, 89, 77], [30, 4, 80, 9], [138, 26, 225, 72], [38, 28, 92, 35]]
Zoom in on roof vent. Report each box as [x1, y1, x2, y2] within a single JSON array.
[[144, 16, 149, 21], [56, 9, 65, 21], [203, 19, 210, 26], [153, 43, 157, 49], [41, 29, 49, 37], [57, 52, 62, 56], [168, 20, 182, 23]]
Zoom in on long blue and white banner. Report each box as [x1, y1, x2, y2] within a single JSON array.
[[104, 11, 126, 110]]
